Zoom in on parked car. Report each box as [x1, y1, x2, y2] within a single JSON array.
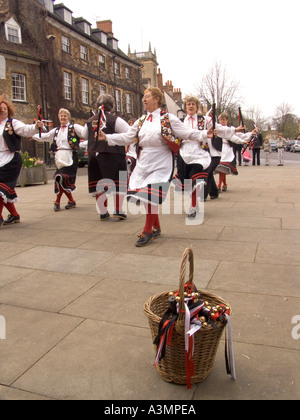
[[285, 140, 295, 151], [270, 140, 278, 152], [290, 140, 300, 153], [78, 141, 89, 167]]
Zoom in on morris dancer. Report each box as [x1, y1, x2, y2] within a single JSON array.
[[173, 96, 211, 218], [85, 94, 129, 221], [98, 87, 214, 247], [0, 96, 44, 226], [215, 112, 256, 192], [32, 108, 85, 211]]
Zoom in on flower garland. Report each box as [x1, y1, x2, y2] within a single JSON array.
[[134, 110, 182, 154], [160, 110, 181, 153]]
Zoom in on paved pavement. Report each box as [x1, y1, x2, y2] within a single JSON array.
[[0, 161, 299, 400]]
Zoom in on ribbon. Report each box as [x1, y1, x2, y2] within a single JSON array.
[[35, 106, 52, 135], [225, 313, 236, 380], [37, 105, 43, 138], [95, 105, 106, 142]]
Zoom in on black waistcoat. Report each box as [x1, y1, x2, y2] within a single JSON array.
[[86, 112, 125, 155], [3, 119, 21, 152], [53, 124, 80, 151]]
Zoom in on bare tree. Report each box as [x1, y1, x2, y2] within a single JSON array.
[[246, 105, 269, 131], [195, 61, 243, 116], [272, 102, 299, 138]]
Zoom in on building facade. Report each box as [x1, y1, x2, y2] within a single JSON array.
[[0, 0, 142, 159]]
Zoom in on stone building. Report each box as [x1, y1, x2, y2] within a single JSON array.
[[0, 0, 142, 160], [128, 44, 186, 119]]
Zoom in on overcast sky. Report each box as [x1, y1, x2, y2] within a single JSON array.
[[66, 0, 299, 119]]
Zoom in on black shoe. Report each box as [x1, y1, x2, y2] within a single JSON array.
[[135, 232, 154, 247], [222, 185, 227, 192], [65, 201, 76, 210], [0, 217, 3, 227], [188, 209, 197, 219], [210, 195, 219, 200], [113, 211, 127, 220], [3, 214, 20, 225], [152, 227, 161, 239], [100, 212, 110, 221], [54, 203, 60, 212]]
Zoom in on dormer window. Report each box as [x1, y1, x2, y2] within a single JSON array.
[[75, 19, 91, 36], [54, 5, 73, 25], [108, 37, 118, 50], [37, 0, 54, 13], [5, 18, 22, 44]]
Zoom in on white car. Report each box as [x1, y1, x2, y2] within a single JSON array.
[[290, 140, 300, 152]]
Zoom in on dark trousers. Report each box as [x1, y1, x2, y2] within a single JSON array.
[[204, 156, 221, 199], [252, 148, 261, 166], [233, 144, 242, 166]]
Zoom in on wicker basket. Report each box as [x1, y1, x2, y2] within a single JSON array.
[[143, 248, 231, 385]]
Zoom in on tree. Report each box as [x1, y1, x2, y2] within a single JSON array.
[[272, 103, 299, 139], [246, 105, 269, 131], [195, 61, 243, 117]]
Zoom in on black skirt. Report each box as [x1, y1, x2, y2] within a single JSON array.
[[0, 152, 22, 202], [88, 153, 127, 196], [215, 158, 238, 176], [54, 152, 78, 194], [173, 163, 208, 192]]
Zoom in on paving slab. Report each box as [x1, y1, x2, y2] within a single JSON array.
[[0, 164, 299, 400], [0, 304, 83, 385]]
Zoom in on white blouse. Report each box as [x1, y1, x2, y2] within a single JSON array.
[[32, 124, 86, 169], [0, 119, 39, 167], [105, 108, 208, 190], [32, 124, 86, 148], [179, 114, 211, 168], [221, 132, 251, 162]]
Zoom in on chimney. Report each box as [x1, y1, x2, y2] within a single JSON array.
[[173, 88, 182, 102], [157, 68, 163, 91], [164, 80, 173, 94], [97, 20, 113, 37]]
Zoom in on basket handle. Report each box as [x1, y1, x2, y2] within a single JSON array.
[[178, 248, 194, 320]]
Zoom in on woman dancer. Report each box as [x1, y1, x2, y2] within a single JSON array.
[[215, 112, 256, 191], [0, 96, 44, 226], [32, 108, 85, 211], [98, 87, 214, 247], [173, 96, 211, 218]]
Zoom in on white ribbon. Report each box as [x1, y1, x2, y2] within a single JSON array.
[[225, 313, 237, 380]]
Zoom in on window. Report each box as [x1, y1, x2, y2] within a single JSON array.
[[126, 93, 132, 114], [115, 90, 121, 112], [99, 54, 105, 69], [82, 78, 89, 104], [12, 73, 26, 101], [80, 45, 88, 61], [125, 67, 130, 80], [62, 36, 70, 53], [5, 18, 22, 44], [63, 71, 72, 100], [100, 85, 106, 94], [114, 61, 120, 76]]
